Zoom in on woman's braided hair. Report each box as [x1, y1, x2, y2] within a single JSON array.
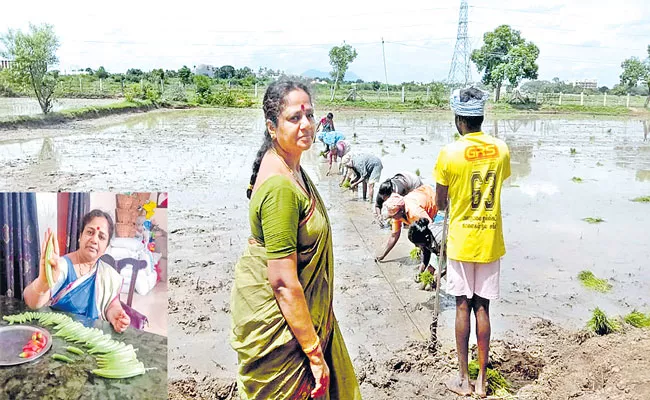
[[246, 80, 313, 199]]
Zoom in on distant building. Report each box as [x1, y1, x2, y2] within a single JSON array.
[[310, 79, 329, 85], [0, 57, 12, 70], [573, 79, 597, 90]]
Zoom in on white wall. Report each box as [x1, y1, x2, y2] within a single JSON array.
[[89, 192, 116, 223], [35, 193, 57, 246]]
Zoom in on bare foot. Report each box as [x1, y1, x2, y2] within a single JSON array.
[[474, 371, 487, 398], [445, 375, 473, 396]]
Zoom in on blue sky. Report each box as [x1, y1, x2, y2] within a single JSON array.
[[1, 0, 649, 87]]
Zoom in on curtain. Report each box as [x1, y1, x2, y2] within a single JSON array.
[[0, 193, 40, 299], [65, 193, 90, 253]]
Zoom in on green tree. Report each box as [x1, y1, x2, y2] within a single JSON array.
[[85, 67, 94, 75], [328, 43, 358, 98], [178, 65, 193, 86], [471, 25, 539, 101], [193, 74, 212, 102], [0, 23, 60, 114], [218, 65, 235, 80], [95, 66, 109, 79], [150, 68, 165, 83], [234, 66, 253, 80], [620, 46, 650, 106]]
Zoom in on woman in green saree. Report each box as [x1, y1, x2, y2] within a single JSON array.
[[230, 80, 361, 399]]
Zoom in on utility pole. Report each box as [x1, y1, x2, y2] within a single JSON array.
[[382, 37, 390, 99]]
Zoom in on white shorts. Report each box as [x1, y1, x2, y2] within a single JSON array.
[[445, 258, 501, 300]]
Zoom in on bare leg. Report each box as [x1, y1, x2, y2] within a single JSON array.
[[368, 182, 375, 202], [362, 180, 368, 200], [446, 296, 473, 396], [472, 296, 491, 398]]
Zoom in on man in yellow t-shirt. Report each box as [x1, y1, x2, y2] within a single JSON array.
[[434, 87, 510, 398]]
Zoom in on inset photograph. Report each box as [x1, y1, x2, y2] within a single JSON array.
[[0, 192, 167, 399]]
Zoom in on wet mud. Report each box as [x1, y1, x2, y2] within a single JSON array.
[[0, 108, 648, 398]]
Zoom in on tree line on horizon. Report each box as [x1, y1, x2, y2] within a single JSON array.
[[1, 23, 649, 113]]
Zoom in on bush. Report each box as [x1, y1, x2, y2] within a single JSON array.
[[208, 90, 254, 107], [124, 84, 143, 102], [124, 82, 160, 102], [162, 83, 188, 102], [193, 75, 212, 103]]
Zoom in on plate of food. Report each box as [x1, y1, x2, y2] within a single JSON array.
[[0, 325, 52, 366]]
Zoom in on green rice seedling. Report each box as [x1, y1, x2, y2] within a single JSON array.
[[582, 217, 604, 224], [409, 247, 421, 260], [570, 148, 577, 155], [401, 143, 406, 152], [341, 180, 351, 189], [415, 169, 421, 177], [624, 310, 650, 328], [454, 132, 460, 140], [630, 196, 650, 203], [577, 270, 612, 292], [587, 307, 620, 335], [418, 271, 436, 286], [468, 360, 512, 395], [571, 177, 583, 183], [596, 161, 604, 166], [381, 148, 389, 156]]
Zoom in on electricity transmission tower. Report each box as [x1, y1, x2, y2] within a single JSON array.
[[447, 0, 471, 87]]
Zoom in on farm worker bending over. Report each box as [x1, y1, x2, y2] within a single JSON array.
[[436, 87, 510, 398], [326, 139, 351, 176], [340, 153, 383, 201], [374, 171, 423, 221], [375, 184, 437, 262]]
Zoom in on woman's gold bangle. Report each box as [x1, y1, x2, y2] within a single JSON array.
[[303, 336, 320, 354]]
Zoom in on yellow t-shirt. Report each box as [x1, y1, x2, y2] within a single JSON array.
[[434, 131, 511, 263]]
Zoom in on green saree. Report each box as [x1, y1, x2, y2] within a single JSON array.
[[231, 173, 361, 400]]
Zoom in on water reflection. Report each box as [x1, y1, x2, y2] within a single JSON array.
[[508, 143, 533, 181], [491, 119, 534, 181], [636, 170, 650, 182]]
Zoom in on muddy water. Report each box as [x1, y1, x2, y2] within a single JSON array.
[[0, 97, 120, 120], [0, 108, 648, 388]]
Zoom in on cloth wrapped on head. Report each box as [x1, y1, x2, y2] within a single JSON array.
[[384, 193, 405, 217], [341, 153, 353, 167], [450, 87, 490, 116]]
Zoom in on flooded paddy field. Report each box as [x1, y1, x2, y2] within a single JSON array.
[[0, 107, 648, 399], [0, 97, 120, 120]]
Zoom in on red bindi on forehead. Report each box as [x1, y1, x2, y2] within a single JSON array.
[[301, 104, 305, 111]]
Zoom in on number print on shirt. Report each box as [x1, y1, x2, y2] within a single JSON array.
[[470, 170, 497, 210]]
